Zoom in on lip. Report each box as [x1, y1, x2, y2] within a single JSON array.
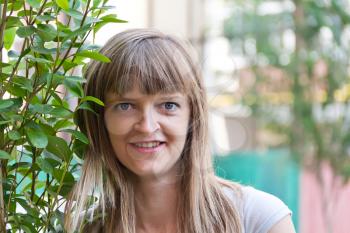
[[130, 139, 166, 143], [128, 141, 166, 154]]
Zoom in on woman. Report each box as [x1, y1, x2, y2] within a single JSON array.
[[64, 29, 295, 233]]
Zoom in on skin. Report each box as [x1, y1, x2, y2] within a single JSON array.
[[104, 84, 190, 233]]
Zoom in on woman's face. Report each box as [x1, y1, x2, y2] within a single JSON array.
[[104, 84, 190, 181]]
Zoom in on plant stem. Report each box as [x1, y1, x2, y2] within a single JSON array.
[[31, 148, 37, 201], [53, 0, 92, 73], [0, 37, 28, 98], [43, 162, 70, 232], [0, 0, 8, 94], [29, 0, 48, 25], [0, 1, 8, 232]]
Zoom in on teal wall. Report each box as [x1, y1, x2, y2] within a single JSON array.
[[214, 149, 299, 231]]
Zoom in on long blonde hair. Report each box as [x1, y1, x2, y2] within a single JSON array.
[[64, 28, 242, 233]]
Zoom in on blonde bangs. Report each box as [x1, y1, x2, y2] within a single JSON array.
[[103, 37, 195, 96]]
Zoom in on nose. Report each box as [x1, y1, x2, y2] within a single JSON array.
[[133, 108, 160, 133]]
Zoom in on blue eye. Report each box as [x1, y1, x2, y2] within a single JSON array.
[[115, 103, 131, 111], [163, 102, 178, 111]]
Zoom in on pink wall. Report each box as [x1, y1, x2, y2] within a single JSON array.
[[300, 163, 350, 233]]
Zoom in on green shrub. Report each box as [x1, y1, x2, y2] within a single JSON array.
[[0, 0, 125, 231]]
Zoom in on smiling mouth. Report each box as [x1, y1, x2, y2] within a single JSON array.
[[131, 141, 165, 152], [131, 141, 166, 148]]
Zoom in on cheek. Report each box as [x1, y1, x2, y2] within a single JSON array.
[[163, 117, 190, 143], [107, 133, 126, 157], [104, 114, 133, 136]]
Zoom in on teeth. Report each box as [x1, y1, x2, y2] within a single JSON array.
[[134, 142, 161, 148]]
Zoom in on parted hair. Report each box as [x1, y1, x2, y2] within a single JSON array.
[[64, 28, 242, 233]]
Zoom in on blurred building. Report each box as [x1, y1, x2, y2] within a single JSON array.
[[95, 0, 205, 52]]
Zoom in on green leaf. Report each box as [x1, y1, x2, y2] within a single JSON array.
[[0, 120, 11, 125], [8, 2, 22, 12], [77, 102, 97, 114], [50, 91, 63, 106], [53, 168, 75, 184], [27, 0, 41, 8], [47, 73, 65, 86], [65, 75, 86, 83], [55, 0, 69, 10], [54, 119, 74, 130], [12, 77, 33, 92], [101, 14, 127, 23], [32, 44, 56, 55], [0, 99, 14, 109], [36, 24, 57, 42], [4, 28, 16, 50], [7, 84, 26, 97], [62, 24, 91, 42], [62, 129, 89, 144], [18, 47, 31, 59], [6, 16, 24, 29], [63, 79, 84, 97], [93, 0, 102, 8], [62, 59, 78, 72], [16, 26, 36, 38], [0, 150, 11, 160], [38, 123, 56, 136], [83, 16, 101, 25], [80, 96, 104, 106], [76, 50, 110, 63], [25, 55, 53, 64], [8, 130, 21, 140], [94, 15, 127, 33], [25, 122, 48, 148], [48, 181, 75, 197], [17, 10, 35, 17], [36, 14, 55, 22], [2, 97, 22, 111], [29, 103, 53, 114], [46, 135, 72, 161], [45, 157, 61, 167], [0, 62, 13, 67], [59, 182, 75, 197], [50, 106, 72, 118], [62, 9, 83, 20], [8, 162, 31, 172], [8, 50, 20, 57], [73, 139, 86, 159], [37, 157, 54, 174]]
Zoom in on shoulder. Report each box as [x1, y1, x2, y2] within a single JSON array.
[[223, 185, 292, 233]]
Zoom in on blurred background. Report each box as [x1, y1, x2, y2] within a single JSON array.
[[94, 0, 350, 232]]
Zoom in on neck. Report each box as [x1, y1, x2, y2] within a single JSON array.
[[134, 177, 180, 233]]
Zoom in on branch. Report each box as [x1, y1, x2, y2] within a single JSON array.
[[29, 0, 49, 25], [0, 1, 9, 231], [0, 38, 28, 98], [53, 0, 92, 73], [0, 0, 8, 97]]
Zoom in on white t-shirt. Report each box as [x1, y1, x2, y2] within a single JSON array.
[[224, 186, 292, 233]]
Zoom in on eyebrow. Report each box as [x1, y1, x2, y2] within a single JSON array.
[[105, 94, 186, 104]]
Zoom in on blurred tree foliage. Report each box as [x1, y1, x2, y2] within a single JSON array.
[[0, 0, 126, 232], [223, 0, 350, 191], [224, 1, 350, 230]]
